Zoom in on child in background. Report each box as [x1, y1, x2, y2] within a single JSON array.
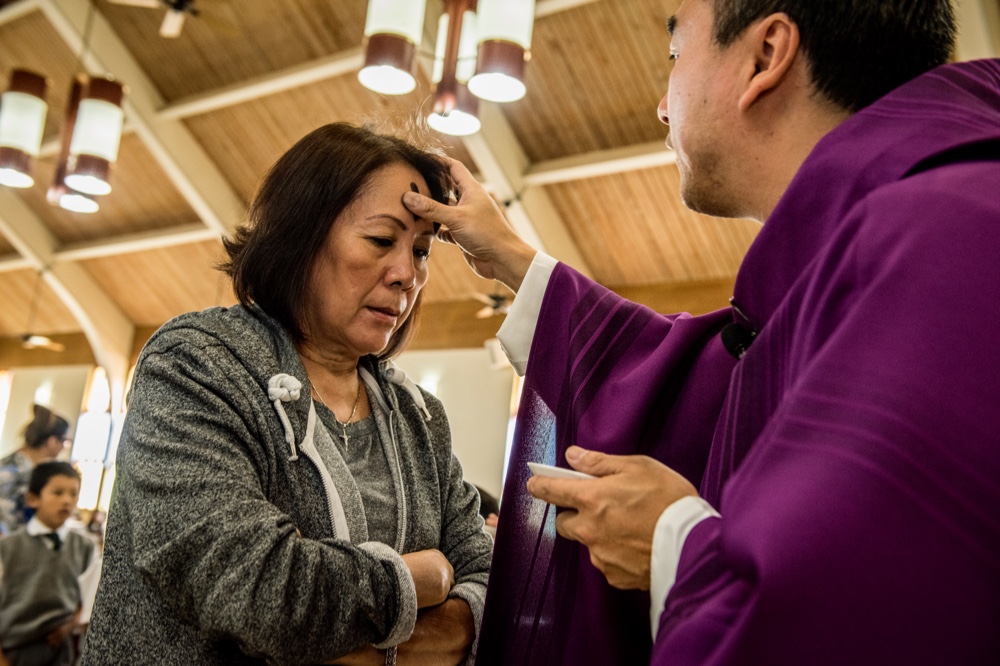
[[0, 462, 98, 666]]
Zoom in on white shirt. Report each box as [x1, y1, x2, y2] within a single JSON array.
[[496, 251, 720, 639]]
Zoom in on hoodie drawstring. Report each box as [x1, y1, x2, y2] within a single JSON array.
[[268, 373, 302, 461], [382, 362, 432, 421]]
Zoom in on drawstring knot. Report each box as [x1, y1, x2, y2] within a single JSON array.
[[268, 373, 302, 460], [382, 362, 432, 421]]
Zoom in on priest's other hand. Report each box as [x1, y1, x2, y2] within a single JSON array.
[[402, 158, 536, 292], [526, 446, 698, 590]]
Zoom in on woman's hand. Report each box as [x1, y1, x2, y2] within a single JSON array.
[[397, 598, 475, 666], [402, 158, 536, 292], [401, 549, 454, 609]]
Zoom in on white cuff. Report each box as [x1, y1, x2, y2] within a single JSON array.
[[649, 496, 719, 639], [496, 252, 557, 376]]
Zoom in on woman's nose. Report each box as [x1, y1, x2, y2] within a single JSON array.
[[387, 252, 417, 289], [657, 95, 670, 125]]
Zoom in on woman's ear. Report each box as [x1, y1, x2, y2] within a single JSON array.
[[738, 13, 800, 112]]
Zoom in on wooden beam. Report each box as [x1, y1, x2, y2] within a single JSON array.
[[462, 102, 593, 275], [0, 0, 40, 27], [159, 48, 364, 121], [0, 188, 133, 407], [54, 223, 218, 262], [38, 0, 245, 237], [0, 332, 95, 369], [524, 141, 676, 186], [0, 254, 31, 273], [0, 224, 219, 274]]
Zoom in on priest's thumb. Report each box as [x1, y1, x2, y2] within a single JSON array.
[[566, 447, 626, 477]]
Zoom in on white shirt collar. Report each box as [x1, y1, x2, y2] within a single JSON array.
[[26, 515, 71, 541]]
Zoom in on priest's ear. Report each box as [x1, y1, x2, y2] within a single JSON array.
[[738, 12, 800, 112]]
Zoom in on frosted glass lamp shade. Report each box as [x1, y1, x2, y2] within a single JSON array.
[[468, 0, 534, 102], [65, 77, 125, 197], [475, 0, 535, 47], [0, 70, 49, 189], [360, 0, 427, 95], [429, 84, 481, 136], [364, 0, 426, 44], [59, 192, 100, 214]]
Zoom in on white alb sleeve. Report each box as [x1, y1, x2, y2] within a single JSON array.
[[495, 252, 558, 376], [649, 496, 720, 639]]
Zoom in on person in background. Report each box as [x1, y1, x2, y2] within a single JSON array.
[[402, 0, 1000, 662], [474, 486, 500, 539], [0, 405, 71, 536], [0, 462, 99, 666], [82, 123, 492, 666]]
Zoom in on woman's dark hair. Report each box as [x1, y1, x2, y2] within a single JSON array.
[[29, 461, 80, 495], [23, 404, 70, 450], [221, 122, 453, 359], [709, 0, 956, 113]]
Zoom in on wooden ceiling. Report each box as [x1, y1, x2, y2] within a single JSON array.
[[1, 0, 996, 371]]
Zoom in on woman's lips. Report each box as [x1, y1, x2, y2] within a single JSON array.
[[367, 306, 401, 322]]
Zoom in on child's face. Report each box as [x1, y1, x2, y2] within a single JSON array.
[[27, 475, 80, 530]]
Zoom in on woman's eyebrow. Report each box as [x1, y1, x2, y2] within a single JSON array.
[[366, 214, 436, 236]]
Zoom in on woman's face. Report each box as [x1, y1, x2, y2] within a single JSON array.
[[303, 162, 436, 360], [44, 434, 68, 459]]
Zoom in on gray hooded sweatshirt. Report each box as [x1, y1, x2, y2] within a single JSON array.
[[81, 305, 492, 665]]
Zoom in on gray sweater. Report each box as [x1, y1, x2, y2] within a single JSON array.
[[81, 305, 492, 665], [1, 528, 95, 649]]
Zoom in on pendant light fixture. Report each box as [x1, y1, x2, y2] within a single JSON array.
[[47, 75, 99, 214], [63, 76, 126, 197], [468, 0, 536, 103], [358, 0, 428, 95], [427, 0, 482, 136], [0, 69, 49, 189]]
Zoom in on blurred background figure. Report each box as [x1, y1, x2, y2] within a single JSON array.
[[0, 405, 71, 536], [475, 485, 500, 540]]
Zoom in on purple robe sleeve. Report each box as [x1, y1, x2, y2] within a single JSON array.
[[476, 264, 735, 666], [653, 172, 1000, 664]]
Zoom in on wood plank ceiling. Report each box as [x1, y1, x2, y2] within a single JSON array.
[[2, 0, 992, 369]]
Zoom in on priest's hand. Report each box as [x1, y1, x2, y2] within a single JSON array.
[[526, 446, 698, 590], [402, 158, 536, 292], [402, 549, 455, 609]]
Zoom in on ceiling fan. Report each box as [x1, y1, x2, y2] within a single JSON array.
[[107, 0, 198, 38], [20, 272, 65, 353], [472, 292, 511, 319]]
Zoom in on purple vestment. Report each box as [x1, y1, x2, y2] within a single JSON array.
[[476, 60, 1000, 665]]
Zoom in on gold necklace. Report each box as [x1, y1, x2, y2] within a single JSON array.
[[311, 379, 362, 446]]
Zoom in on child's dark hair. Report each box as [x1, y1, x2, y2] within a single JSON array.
[[23, 404, 70, 449], [29, 461, 81, 495]]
